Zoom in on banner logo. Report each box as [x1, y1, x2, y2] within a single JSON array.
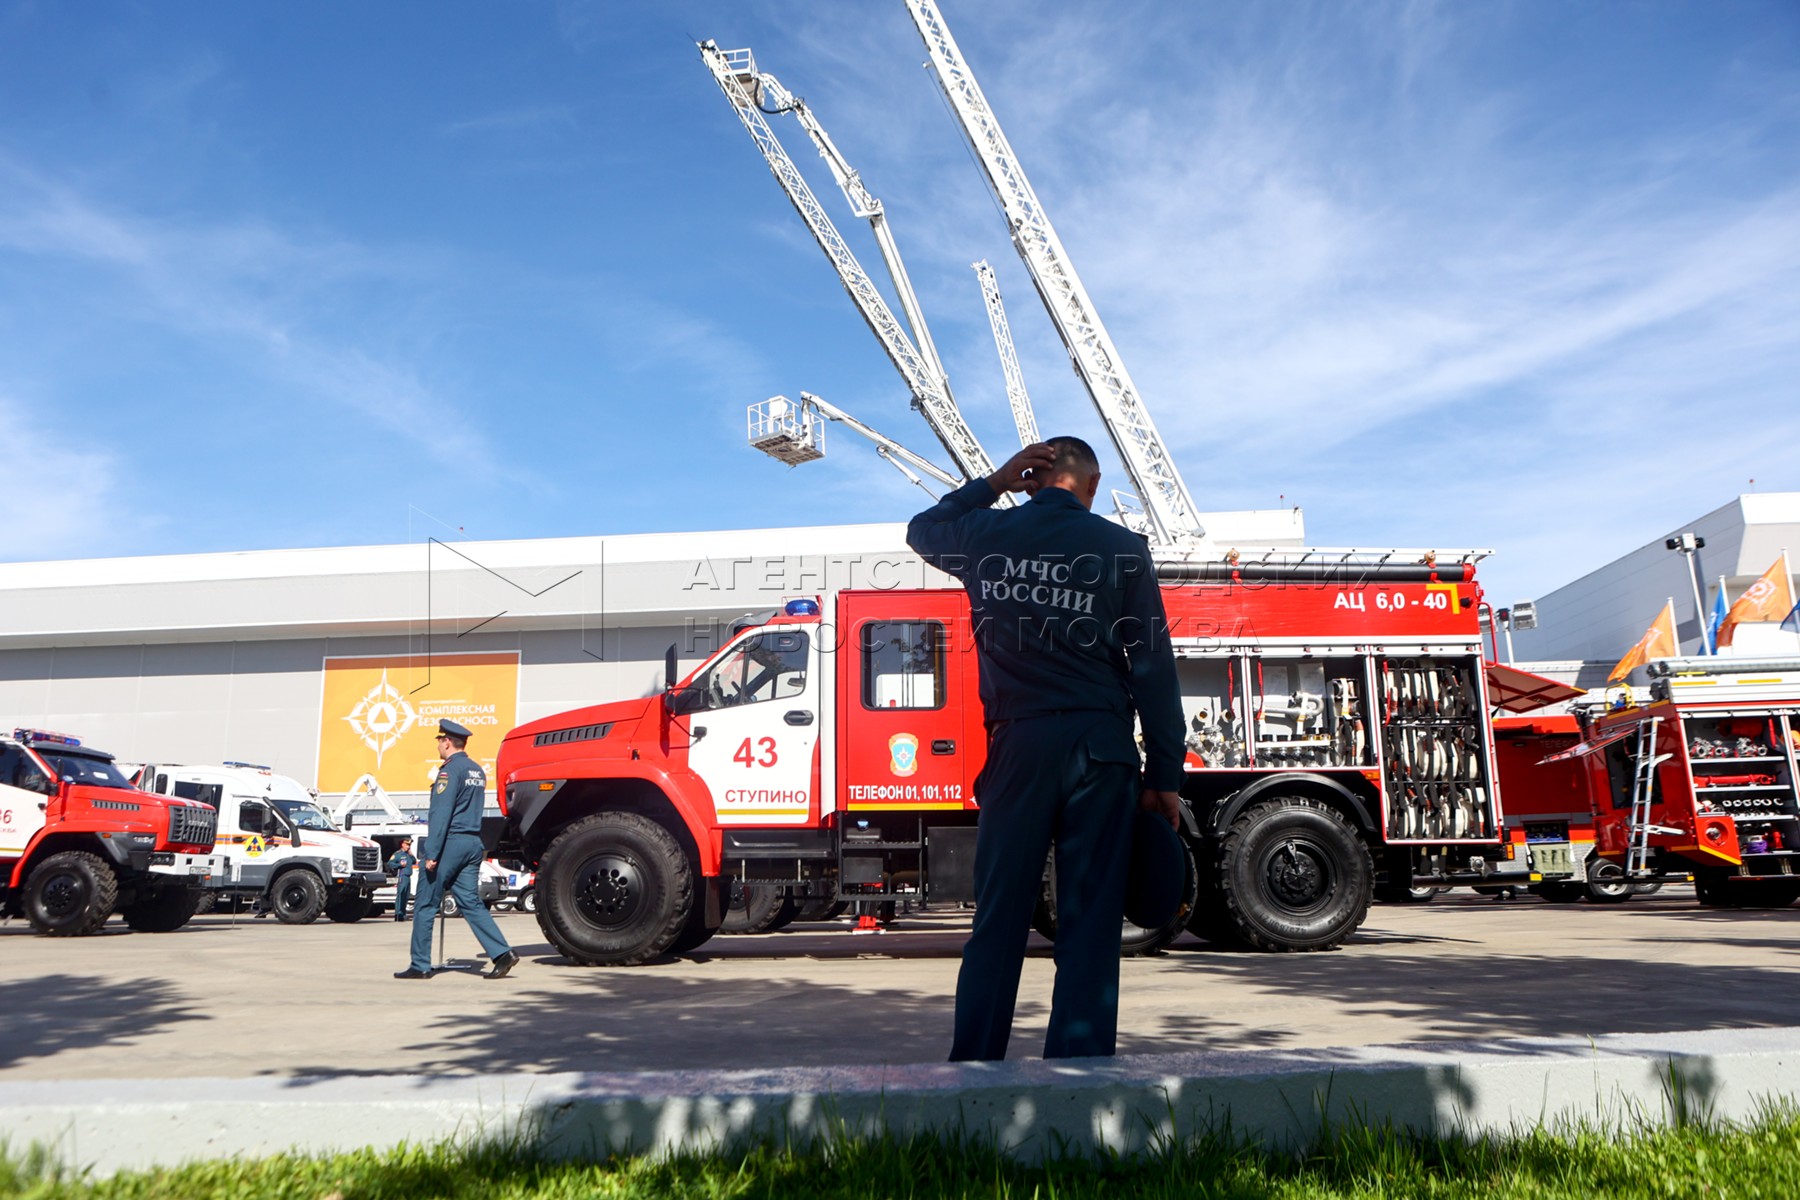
[[341, 669, 419, 767]]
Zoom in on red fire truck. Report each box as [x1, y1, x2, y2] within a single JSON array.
[[1, 728, 225, 935], [1567, 658, 1800, 906], [497, 558, 1566, 966]]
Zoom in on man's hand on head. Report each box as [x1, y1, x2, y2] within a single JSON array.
[[987, 443, 1057, 497]]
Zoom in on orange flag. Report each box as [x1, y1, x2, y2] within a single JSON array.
[[1717, 557, 1796, 649], [1608, 601, 1678, 682]]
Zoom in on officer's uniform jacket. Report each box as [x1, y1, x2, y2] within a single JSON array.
[[386, 849, 417, 876], [907, 477, 1185, 792], [421, 751, 487, 862]]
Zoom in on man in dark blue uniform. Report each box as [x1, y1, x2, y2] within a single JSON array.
[[908, 437, 1183, 1060], [386, 837, 417, 921], [394, 719, 519, 980]]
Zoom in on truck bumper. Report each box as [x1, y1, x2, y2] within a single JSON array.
[[145, 852, 230, 885]]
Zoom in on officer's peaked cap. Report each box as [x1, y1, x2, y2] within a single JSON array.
[[437, 719, 474, 740]]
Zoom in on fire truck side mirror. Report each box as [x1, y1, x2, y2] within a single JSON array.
[[664, 645, 678, 693]]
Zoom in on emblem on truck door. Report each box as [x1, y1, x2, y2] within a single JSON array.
[[889, 733, 920, 778]]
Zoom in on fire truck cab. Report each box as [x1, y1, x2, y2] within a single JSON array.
[[499, 560, 1520, 967], [0, 728, 224, 936]]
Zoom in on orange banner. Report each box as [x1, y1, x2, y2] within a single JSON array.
[[1717, 557, 1796, 649], [316, 652, 519, 794], [1608, 601, 1678, 682]]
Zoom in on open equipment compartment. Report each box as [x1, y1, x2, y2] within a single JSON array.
[[1378, 655, 1494, 841]]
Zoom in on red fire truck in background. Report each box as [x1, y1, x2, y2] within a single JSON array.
[[1482, 657, 1800, 907], [497, 556, 1569, 966], [1, 728, 224, 935]]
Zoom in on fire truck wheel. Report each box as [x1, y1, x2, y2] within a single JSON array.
[[537, 811, 693, 965], [669, 876, 728, 955], [1216, 798, 1371, 952], [1530, 882, 1585, 903], [324, 891, 375, 923], [269, 869, 326, 925], [719, 881, 799, 934], [23, 851, 119, 936], [193, 891, 218, 915], [121, 887, 201, 933], [1696, 871, 1800, 908], [1584, 861, 1634, 904]]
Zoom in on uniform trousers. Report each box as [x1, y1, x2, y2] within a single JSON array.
[[408, 832, 512, 973], [393, 873, 412, 920], [950, 710, 1138, 1061]]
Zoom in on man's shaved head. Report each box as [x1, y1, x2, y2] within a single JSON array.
[[1045, 436, 1100, 481]]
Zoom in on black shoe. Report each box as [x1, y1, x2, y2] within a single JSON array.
[[393, 967, 432, 979], [485, 951, 519, 980]]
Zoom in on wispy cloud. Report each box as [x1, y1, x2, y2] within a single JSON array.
[[442, 104, 580, 138], [0, 153, 498, 472], [0, 394, 133, 560]]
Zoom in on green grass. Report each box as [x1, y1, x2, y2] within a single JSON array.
[[7, 1108, 1800, 1199]]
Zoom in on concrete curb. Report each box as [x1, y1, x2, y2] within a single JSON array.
[[7, 1027, 1799, 1175]]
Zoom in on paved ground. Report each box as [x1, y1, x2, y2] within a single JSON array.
[[5, 886, 1800, 1080]]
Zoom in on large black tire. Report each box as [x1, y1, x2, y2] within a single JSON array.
[[24, 851, 118, 937], [269, 870, 326, 925], [193, 891, 218, 915], [121, 887, 201, 933], [325, 891, 375, 923], [719, 881, 800, 935], [1213, 798, 1372, 951], [1584, 860, 1633, 904], [536, 811, 693, 965], [669, 876, 728, 955], [1531, 881, 1586, 904]]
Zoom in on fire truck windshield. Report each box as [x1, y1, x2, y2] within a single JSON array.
[[694, 631, 809, 711], [37, 751, 132, 789]]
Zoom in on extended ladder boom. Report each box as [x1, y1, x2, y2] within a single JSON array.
[[700, 40, 997, 486], [903, 1, 1204, 545], [973, 259, 1039, 447]]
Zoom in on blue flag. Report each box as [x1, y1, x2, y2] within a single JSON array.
[[1783, 601, 1800, 635], [1707, 580, 1729, 653]]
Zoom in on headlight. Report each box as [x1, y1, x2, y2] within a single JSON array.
[[332, 858, 351, 874]]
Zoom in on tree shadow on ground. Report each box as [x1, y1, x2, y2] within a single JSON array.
[[0, 974, 209, 1069], [1125, 940, 1800, 1055]]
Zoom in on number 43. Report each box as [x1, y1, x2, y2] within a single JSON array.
[[733, 737, 778, 768]]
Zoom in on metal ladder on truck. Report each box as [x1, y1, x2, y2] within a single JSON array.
[[1625, 716, 1679, 877]]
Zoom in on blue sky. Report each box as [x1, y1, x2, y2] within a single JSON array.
[[2, 0, 1796, 606]]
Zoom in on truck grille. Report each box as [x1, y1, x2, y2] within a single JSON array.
[[169, 805, 217, 847], [534, 722, 613, 747], [354, 846, 380, 872]]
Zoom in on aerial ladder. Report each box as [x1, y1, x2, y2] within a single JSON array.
[[748, 392, 961, 498], [699, 40, 1001, 492], [903, 0, 1205, 547], [972, 259, 1039, 448]]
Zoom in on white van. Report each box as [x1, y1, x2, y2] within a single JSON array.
[[139, 762, 388, 924]]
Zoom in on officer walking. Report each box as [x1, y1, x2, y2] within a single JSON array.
[[386, 837, 417, 922], [394, 720, 519, 980], [907, 437, 1183, 1060]]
